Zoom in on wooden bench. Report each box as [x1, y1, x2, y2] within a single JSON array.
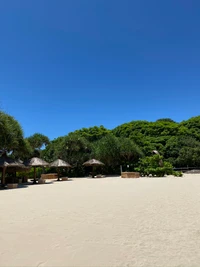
[[61, 177, 68, 181], [7, 183, 18, 189], [121, 172, 140, 178], [41, 173, 58, 180]]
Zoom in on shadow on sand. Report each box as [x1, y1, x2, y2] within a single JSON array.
[[0, 179, 65, 191]]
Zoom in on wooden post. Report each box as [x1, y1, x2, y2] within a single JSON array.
[[33, 167, 37, 184], [57, 168, 60, 181], [2, 167, 6, 185], [92, 166, 95, 178]]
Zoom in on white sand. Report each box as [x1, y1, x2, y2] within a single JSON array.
[[1, 174, 200, 267]]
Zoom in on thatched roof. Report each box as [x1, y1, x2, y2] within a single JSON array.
[[24, 157, 49, 167], [0, 154, 25, 168], [83, 159, 104, 166], [49, 159, 72, 168]]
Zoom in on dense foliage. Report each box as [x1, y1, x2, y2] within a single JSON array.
[[26, 133, 50, 157], [0, 111, 30, 157], [135, 154, 174, 177], [0, 112, 49, 160], [112, 117, 200, 167], [1, 110, 200, 177]]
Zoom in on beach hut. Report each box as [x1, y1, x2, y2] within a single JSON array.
[[49, 159, 72, 181], [83, 159, 104, 178], [24, 157, 49, 184], [0, 153, 25, 186]]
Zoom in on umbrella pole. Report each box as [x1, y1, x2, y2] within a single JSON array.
[[33, 167, 37, 184], [92, 166, 94, 178], [57, 168, 60, 181], [2, 167, 6, 187]]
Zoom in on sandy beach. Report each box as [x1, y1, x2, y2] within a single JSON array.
[[1, 174, 200, 267]]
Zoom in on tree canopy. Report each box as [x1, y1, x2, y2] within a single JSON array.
[[0, 111, 25, 154], [2, 110, 200, 176], [26, 133, 50, 157]]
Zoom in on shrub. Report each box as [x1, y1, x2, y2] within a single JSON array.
[[173, 171, 183, 177], [135, 154, 174, 177]]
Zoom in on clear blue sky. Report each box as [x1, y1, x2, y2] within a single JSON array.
[[1, 0, 200, 140]]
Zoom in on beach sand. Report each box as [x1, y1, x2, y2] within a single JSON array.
[[1, 174, 200, 267]]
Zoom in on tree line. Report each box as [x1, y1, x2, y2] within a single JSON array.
[[1, 110, 200, 176]]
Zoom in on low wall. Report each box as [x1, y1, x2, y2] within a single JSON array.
[[41, 173, 58, 179], [61, 177, 68, 181], [7, 183, 18, 189], [121, 172, 140, 178], [38, 178, 46, 184]]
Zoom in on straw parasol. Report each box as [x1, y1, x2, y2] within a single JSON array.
[[0, 153, 25, 186], [49, 159, 72, 181], [24, 157, 49, 184], [83, 159, 104, 178]]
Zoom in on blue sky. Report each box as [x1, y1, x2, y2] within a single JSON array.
[[1, 0, 200, 140]]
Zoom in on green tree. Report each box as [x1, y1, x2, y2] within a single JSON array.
[[180, 116, 200, 141], [135, 155, 173, 177], [93, 134, 121, 173], [26, 133, 50, 157], [0, 111, 25, 154], [41, 116, 200, 175], [12, 138, 33, 160], [164, 136, 200, 167], [57, 133, 91, 176], [73, 125, 110, 142], [119, 137, 144, 169], [156, 118, 176, 123], [41, 136, 65, 162]]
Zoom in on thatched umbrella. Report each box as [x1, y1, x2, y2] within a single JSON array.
[[83, 159, 104, 178], [24, 157, 49, 184], [49, 159, 72, 181], [0, 153, 25, 186]]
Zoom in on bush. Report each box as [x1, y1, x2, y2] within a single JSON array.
[[135, 154, 174, 177], [16, 167, 44, 179], [173, 171, 183, 177]]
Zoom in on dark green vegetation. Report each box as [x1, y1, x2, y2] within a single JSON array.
[[0, 111, 49, 160], [1, 110, 200, 177], [135, 154, 175, 177]]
